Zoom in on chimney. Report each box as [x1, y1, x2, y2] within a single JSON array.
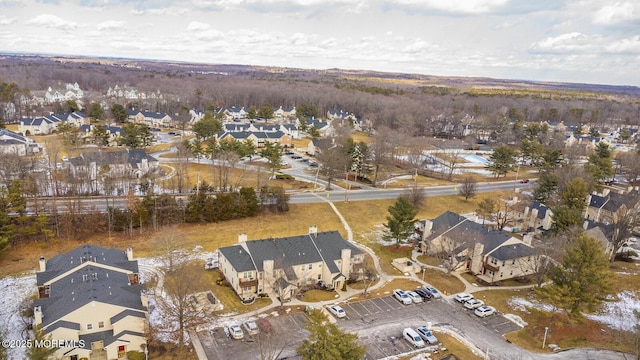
[[522, 233, 533, 245], [238, 233, 248, 243], [602, 188, 610, 196], [34, 306, 43, 326], [309, 225, 318, 236], [126, 248, 133, 261], [583, 220, 589, 231], [39, 256, 46, 272]]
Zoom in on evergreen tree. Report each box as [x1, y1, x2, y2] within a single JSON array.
[[485, 146, 516, 178], [110, 103, 128, 123], [297, 309, 365, 360], [92, 124, 110, 146], [192, 111, 222, 140], [585, 142, 614, 185], [257, 104, 274, 119], [535, 234, 613, 317], [260, 142, 283, 176], [87, 102, 105, 120], [383, 196, 418, 248]]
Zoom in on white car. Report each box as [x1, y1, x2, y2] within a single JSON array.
[[423, 284, 441, 298], [474, 305, 497, 318], [243, 320, 259, 335], [229, 325, 244, 339], [393, 289, 413, 305], [454, 292, 474, 303], [416, 326, 439, 344], [328, 305, 346, 318], [407, 291, 423, 303], [463, 299, 485, 310]]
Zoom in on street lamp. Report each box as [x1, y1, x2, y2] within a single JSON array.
[[542, 326, 549, 349]]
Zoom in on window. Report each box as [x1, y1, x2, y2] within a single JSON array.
[[82, 274, 88, 282], [317, 274, 321, 280], [512, 259, 516, 265], [318, 263, 322, 268], [259, 273, 263, 280], [510, 271, 513, 276], [490, 258, 498, 265], [98, 321, 104, 328], [502, 261, 506, 266], [243, 286, 252, 291], [500, 272, 503, 278], [243, 272, 252, 279], [87, 323, 93, 330], [308, 264, 312, 270]]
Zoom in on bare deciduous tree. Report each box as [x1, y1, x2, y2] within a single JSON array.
[[459, 176, 478, 200]]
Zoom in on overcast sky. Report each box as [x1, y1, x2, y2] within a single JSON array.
[[1, 0, 639, 86]]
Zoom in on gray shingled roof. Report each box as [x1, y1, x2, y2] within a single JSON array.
[[219, 231, 357, 275], [69, 149, 158, 168], [530, 201, 549, 219], [245, 234, 324, 271], [219, 246, 255, 272], [78, 329, 145, 350], [490, 243, 535, 261], [37, 244, 138, 285], [35, 245, 146, 328], [428, 211, 513, 254]]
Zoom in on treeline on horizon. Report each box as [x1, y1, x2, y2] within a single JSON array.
[[0, 56, 639, 136]]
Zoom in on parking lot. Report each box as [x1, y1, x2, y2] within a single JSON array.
[[336, 296, 521, 359], [200, 312, 309, 360], [199, 295, 522, 360]]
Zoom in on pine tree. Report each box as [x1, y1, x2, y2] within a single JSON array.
[[297, 309, 365, 360], [383, 196, 418, 248], [535, 234, 613, 317]]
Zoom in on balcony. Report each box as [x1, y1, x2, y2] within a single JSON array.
[[483, 262, 500, 273], [239, 278, 259, 287]]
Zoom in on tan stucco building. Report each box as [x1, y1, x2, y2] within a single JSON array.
[[34, 245, 148, 360]]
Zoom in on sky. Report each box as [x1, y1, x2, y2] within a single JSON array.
[[1, 0, 640, 87]]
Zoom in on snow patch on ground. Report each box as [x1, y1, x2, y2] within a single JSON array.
[[0, 274, 37, 360], [504, 313, 528, 327], [587, 291, 640, 332], [507, 297, 555, 313]]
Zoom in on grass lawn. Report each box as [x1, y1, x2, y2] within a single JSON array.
[[300, 289, 339, 302], [147, 143, 173, 153], [204, 269, 272, 315], [421, 269, 465, 296], [291, 138, 310, 150]]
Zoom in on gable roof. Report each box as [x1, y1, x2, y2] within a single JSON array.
[[220, 231, 360, 275], [69, 149, 158, 167], [490, 243, 535, 261], [35, 245, 146, 328], [529, 201, 550, 219], [428, 211, 514, 254]]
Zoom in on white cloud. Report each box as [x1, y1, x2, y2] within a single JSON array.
[[187, 21, 210, 31], [529, 32, 594, 53], [0, 16, 17, 26], [394, 0, 508, 14], [403, 39, 435, 54], [25, 14, 79, 31], [606, 36, 640, 54], [194, 29, 224, 40], [96, 20, 125, 31], [593, 2, 640, 25]]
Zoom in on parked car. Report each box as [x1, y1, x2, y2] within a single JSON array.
[[454, 293, 474, 303], [407, 291, 423, 303], [416, 326, 439, 344], [229, 325, 244, 339], [308, 161, 318, 167], [423, 284, 441, 298], [415, 288, 433, 300], [393, 289, 413, 305], [474, 305, 497, 318], [284, 150, 294, 155], [463, 299, 485, 310], [328, 305, 346, 318], [403, 328, 425, 348], [256, 318, 273, 333], [519, 178, 530, 183], [243, 320, 259, 335]]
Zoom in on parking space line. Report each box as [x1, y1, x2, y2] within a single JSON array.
[[369, 299, 385, 313], [350, 303, 364, 317]]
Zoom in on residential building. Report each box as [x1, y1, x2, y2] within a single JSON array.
[[69, 149, 159, 181], [126, 109, 172, 128], [584, 188, 640, 224], [521, 201, 554, 231], [218, 227, 364, 301], [18, 112, 88, 135], [34, 245, 147, 360], [216, 130, 291, 148], [419, 211, 537, 284], [0, 129, 39, 155]]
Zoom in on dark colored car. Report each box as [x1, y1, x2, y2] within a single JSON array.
[[519, 179, 530, 183], [415, 288, 433, 300]]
